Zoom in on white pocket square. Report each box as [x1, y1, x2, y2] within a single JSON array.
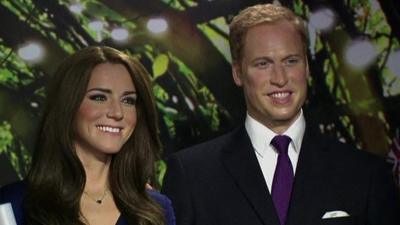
[[322, 210, 350, 219]]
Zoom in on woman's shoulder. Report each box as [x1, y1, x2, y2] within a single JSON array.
[[147, 189, 176, 225], [0, 180, 27, 204], [147, 189, 170, 206], [0, 180, 27, 225]]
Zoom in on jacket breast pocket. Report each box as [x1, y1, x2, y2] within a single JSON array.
[[321, 216, 356, 225]]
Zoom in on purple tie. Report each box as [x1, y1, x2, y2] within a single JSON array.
[[271, 135, 293, 225]]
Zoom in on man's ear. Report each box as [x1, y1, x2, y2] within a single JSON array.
[[305, 54, 310, 78], [232, 61, 243, 87]]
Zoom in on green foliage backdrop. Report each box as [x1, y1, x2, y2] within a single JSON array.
[[1, 0, 399, 187]]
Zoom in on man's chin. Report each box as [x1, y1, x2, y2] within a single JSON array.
[[270, 109, 299, 119]]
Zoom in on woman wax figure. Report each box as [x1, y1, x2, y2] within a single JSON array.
[[0, 46, 175, 225]]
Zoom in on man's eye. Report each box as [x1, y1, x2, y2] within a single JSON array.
[[89, 95, 107, 102], [255, 61, 269, 68], [286, 58, 299, 65], [122, 97, 137, 106]]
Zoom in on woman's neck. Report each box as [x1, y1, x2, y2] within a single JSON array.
[[84, 160, 111, 193], [76, 149, 112, 193]]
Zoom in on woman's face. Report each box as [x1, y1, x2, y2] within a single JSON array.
[[74, 63, 137, 158]]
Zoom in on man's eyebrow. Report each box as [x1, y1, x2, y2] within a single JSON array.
[[284, 54, 302, 58], [251, 56, 273, 62]]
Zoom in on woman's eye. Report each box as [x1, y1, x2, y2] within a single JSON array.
[[89, 94, 107, 102], [122, 97, 136, 106]]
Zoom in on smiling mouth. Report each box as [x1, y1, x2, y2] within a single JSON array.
[[269, 91, 291, 98], [96, 125, 122, 133]]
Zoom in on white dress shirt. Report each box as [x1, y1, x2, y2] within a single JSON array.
[[245, 110, 306, 193]]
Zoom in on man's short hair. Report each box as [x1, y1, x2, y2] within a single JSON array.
[[229, 4, 308, 61]]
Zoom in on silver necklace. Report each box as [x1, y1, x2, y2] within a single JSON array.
[[83, 189, 108, 204]]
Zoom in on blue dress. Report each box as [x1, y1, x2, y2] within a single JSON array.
[[0, 181, 175, 225]]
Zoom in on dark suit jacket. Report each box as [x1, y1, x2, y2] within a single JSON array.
[[0, 181, 176, 225], [162, 125, 400, 225]]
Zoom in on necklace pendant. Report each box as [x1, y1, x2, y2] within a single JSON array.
[[83, 189, 107, 205]]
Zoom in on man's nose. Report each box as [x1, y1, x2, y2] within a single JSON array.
[[270, 65, 288, 87]]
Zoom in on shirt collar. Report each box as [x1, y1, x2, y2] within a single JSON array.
[[245, 110, 306, 155], [283, 110, 306, 152]]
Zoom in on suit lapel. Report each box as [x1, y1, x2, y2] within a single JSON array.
[[220, 126, 280, 225], [286, 126, 330, 225]]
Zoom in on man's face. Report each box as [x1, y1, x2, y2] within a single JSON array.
[[233, 21, 308, 133]]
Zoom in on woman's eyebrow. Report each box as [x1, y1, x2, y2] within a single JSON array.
[[86, 88, 111, 93], [86, 88, 137, 96], [123, 91, 136, 96]]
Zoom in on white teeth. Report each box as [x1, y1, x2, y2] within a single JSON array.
[[96, 125, 121, 133], [270, 92, 290, 98]]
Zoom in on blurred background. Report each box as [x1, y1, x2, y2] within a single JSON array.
[[0, 0, 399, 188]]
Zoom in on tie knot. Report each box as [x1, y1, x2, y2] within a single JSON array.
[[271, 135, 291, 155]]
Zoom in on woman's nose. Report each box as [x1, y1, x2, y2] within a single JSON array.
[[106, 99, 124, 120]]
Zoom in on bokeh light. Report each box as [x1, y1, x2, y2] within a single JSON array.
[[387, 50, 400, 78], [146, 18, 168, 34], [185, 97, 195, 111], [344, 39, 377, 69], [30, 102, 39, 108], [18, 42, 44, 63], [172, 95, 178, 104], [309, 8, 336, 32], [111, 28, 129, 42], [88, 20, 105, 31], [69, 3, 84, 14]]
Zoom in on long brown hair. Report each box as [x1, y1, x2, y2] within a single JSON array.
[[25, 46, 164, 225]]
